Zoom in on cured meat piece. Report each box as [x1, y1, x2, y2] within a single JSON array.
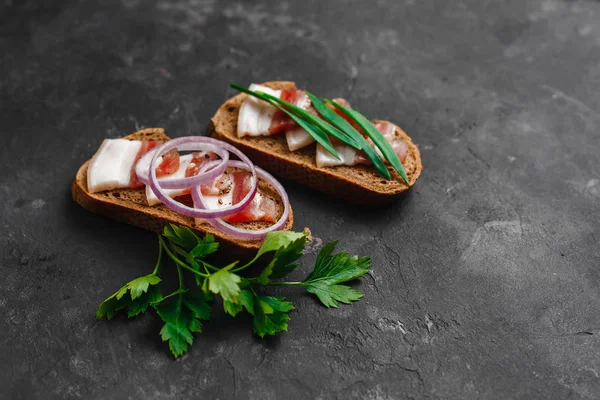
[[130, 141, 177, 188], [237, 84, 315, 152], [155, 149, 180, 177], [316, 121, 407, 167], [269, 89, 311, 135], [372, 122, 407, 163], [184, 151, 218, 178], [326, 97, 363, 132], [222, 171, 277, 223], [146, 151, 224, 205], [145, 154, 193, 206]]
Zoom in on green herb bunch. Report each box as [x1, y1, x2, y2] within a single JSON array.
[[230, 83, 409, 184], [96, 224, 371, 358]]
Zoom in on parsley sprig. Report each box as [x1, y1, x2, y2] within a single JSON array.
[[230, 83, 409, 184], [96, 224, 371, 358]]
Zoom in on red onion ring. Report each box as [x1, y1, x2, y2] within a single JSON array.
[[136, 142, 229, 190], [192, 160, 290, 240], [148, 137, 259, 219]]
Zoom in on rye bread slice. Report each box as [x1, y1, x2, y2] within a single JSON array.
[[71, 128, 294, 258], [209, 81, 423, 206]]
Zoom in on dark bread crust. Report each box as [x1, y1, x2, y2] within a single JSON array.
[[71, 128, 294, 257], [210, 81, 423, 206]]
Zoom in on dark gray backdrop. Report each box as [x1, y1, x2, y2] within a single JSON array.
[[1, 0, 599, 399]]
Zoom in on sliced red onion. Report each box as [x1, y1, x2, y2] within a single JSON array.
[[192, 160, 290, 240], [135, 142, 229, 190], [148, 137, 259, 219]]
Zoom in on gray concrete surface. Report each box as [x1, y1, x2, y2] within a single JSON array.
[[1, 0, 600, 398]]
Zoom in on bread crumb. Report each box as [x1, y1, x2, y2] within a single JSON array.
[[303, 227, 313, 241]]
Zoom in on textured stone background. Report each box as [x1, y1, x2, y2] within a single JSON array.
[[1, 0, 600, 398]]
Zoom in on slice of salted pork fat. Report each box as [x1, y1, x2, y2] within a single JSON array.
[[87, 139, 142, 193], [285, 126, 315, 151], [237, 84, 282, 137]]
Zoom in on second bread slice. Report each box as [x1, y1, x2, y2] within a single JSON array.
[[210, 81, 422, 205]]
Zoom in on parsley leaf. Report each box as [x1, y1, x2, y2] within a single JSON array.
[[96, 288, 128, 320], [304, 283, 364, 308], [254, 231, 308, 283], [222, 300, 243, 317], [128, 275, 162, 299], [127, 285, 163, 318], [207, 267, 242, 303], [226, 289, 292, 337], [250, 231, 307, 263], [223, 286, 254, 317], [247, 293, 294, 338], [189, 260, 206, 286], [163, 224, 199, 252], [300, 240, 371, 307], [154, 288, 212, 358], [96, 274, 162, 320], [239, 289, 255, 313], [185, 234, 219, 264]]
